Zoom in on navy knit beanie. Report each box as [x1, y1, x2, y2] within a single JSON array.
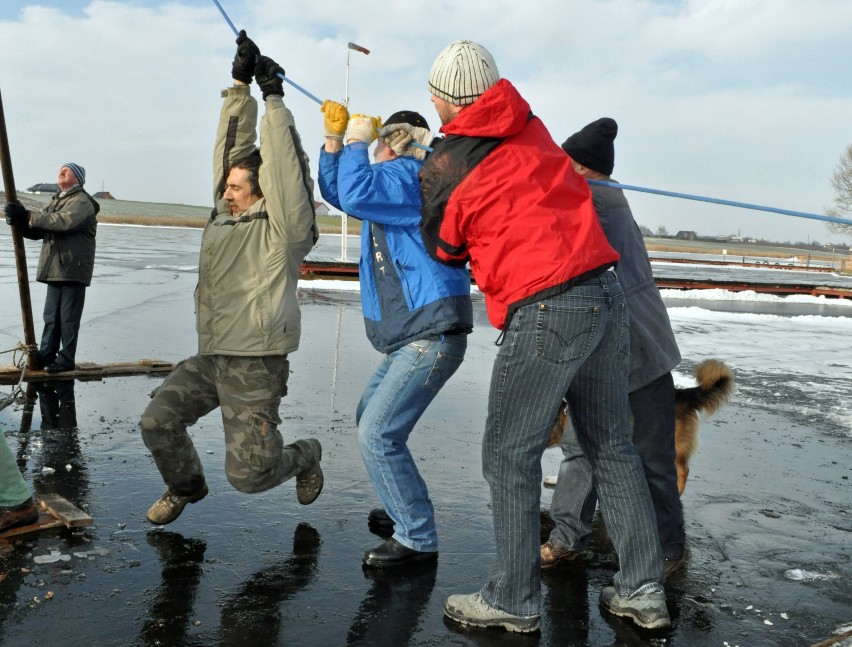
[[63, 162, 86, 186], [561, 118, 617, 176]]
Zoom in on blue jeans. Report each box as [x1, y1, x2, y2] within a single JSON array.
[[356, 334, 467, 552], [478, 272, 663, 617], [39, 281, 87, 369], [550, 372, 685, 560]]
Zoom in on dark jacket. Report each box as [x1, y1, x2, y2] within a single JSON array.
[[419, 78, 618, 329], [319, 142, 472, 353], [24, 185, 99, 286], [591, 181, 681, 391]]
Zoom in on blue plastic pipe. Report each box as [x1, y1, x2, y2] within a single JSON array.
[[210, 1, 851, 228], [587, 180, 852, 227], [406, 142, 850, 226], [211, 0, 322, 105]]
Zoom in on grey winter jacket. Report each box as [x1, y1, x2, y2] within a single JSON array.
[[24, 185, 99, 286], [195, 84, 318, 356], [591, 181, 681, 391]]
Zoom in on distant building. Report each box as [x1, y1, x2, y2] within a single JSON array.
[[25, 182, 59, 194], [675, 230, 697, 240], [92, 191, 115, 200]]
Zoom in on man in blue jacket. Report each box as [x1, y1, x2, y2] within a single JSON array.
[[318, 101, 473, 569]]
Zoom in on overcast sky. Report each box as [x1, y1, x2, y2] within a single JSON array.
[[1, 0, 851, 244]]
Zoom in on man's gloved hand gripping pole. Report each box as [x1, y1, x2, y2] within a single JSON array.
[[212, 0, 323, 104]]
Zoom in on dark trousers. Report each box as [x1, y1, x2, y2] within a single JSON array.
[[39, 282, 87, 369], [551, 370, 685, 561], [629, 372, 685, 560]]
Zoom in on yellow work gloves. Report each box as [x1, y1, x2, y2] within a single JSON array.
[[346, 114, 383, 145], [379, 122, 433, 161], [321, 100, 350, 140]]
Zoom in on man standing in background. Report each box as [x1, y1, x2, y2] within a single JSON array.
[[4, 163, 98, 373]]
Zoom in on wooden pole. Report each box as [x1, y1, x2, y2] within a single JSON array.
[[0, 89, 39, 370]]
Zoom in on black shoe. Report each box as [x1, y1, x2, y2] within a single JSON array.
[[43, 363, 73, 374], [363, 538, 437, 569]]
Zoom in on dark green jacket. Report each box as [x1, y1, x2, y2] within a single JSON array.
[[24, 185, 99, 286]]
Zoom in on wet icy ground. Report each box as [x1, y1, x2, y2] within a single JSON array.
[[0, 224, 850, 646]]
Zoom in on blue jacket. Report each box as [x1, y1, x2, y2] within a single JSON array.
[[318, 143, 473, 353]]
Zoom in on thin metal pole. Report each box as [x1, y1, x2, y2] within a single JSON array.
[[345, 47, 351, 108], [211, 0, 322, 105], [0, 89, 39, 370]]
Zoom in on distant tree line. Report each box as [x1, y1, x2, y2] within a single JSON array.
[[639, 224, 849, 251], [827, 144, 852, 236]]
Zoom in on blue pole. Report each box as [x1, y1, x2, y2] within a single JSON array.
[[403, 144, 852, 226], [210, 0, 323, 105], [588, 180, 852, 227]]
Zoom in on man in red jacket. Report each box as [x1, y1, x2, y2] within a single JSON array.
[[419, 40, 669, 632]]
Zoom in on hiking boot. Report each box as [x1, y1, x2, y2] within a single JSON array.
[[540, 538, 579, 570], [146, 484, 208, 525], [296, 440, 323, 505], [0, 497, 40, 533], [599, 582, 671, 629], [444, 592, 541, 633]]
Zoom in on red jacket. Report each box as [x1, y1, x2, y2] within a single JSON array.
[[420, 79, 619, 329]]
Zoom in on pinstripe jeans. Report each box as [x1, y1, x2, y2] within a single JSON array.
[[479, 271, 663, 617]]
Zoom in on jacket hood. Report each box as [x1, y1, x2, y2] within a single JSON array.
[[440, 79, 530, 139]]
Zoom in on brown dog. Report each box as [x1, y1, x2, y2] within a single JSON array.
[[547, 359, 735, 494]]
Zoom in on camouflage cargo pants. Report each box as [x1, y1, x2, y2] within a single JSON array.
[[140, 354, 319, 495]]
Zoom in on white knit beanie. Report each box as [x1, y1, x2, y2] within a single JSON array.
[[428, 40, 500, 106]]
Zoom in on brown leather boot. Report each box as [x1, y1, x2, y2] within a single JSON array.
[[0, 497, 39, 532]]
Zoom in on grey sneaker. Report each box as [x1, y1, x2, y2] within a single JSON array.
[[540, 538, 580, 570], [444, 592, 540, 633], [296, 440, 323, 505], [146, 484, 208, 525], [599, 582, 671, 629]]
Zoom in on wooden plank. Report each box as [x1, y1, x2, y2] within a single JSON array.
[[37, 494, 92, 528], [809, 629, 852, 647], [0, 359, 174, 385]]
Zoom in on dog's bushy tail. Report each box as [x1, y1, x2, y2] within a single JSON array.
[[675, 359, 735, 416]]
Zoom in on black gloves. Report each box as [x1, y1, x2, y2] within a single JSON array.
[[4, 202, 28, 227], [255, 55, 285, 100], [231, 29, 260, 84], [232, 33, 283, 100]]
